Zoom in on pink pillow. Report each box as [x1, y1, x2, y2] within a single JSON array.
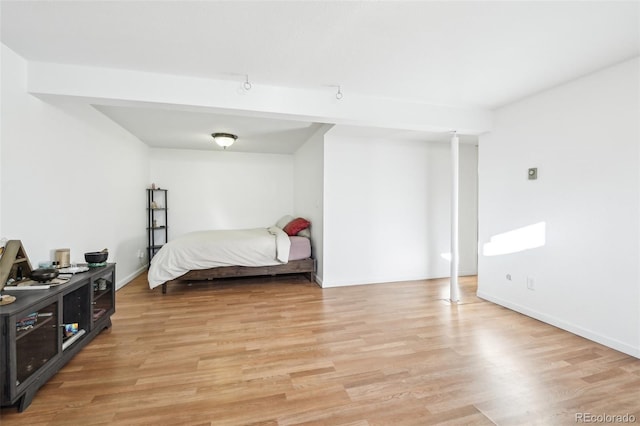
[[283, 217, 310, 236]]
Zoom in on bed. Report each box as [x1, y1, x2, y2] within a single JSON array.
[[148, 216, 315, 293]]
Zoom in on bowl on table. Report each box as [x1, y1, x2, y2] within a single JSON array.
[[84, 250, 108, 264], [30, 268, 59, 282]]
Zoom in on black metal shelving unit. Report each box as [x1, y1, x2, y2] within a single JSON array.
[[146, 188, 168, 267]]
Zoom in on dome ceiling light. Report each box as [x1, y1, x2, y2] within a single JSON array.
[[211, 132, 238, 149]]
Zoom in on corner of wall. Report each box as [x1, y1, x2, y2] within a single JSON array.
[[293, 123, 331, 285]]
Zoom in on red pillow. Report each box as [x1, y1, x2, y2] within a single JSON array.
[[283, 217, 310, 236]]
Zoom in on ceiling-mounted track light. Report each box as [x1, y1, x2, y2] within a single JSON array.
[[211, 132, 238, 149]]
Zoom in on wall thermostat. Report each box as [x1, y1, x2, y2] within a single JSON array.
[[528, 167, 538, 180]]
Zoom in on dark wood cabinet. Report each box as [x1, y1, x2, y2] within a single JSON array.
[[0, 264, 115, 412], [147, 188, 168, 267]]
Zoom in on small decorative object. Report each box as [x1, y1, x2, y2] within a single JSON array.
[[98, 279, 107, 291], [64, 323, 79, 337], [152, 220, 157, 228], [55, 248, 70, 268], [151, 201, 158, 209], [0, 294, 17, 306], [151, 183, 156, 189], [58, 265, 89, 274], [16, 313, 38, 330]]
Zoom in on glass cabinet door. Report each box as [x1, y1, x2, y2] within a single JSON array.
[[91, 267, 115, 326], [62, 285, 90, 351], [15, 301, 58, 389]]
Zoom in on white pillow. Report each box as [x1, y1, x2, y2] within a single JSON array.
[[297, 228, 311, 238], [275, 215, 294, 229]]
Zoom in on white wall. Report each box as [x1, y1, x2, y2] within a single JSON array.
[[149, 148, 294, 238], [293, 124, 332, 283], [477, 57, 640, 357], [1, 44, 150, 287], [322, 128, 478, 287]]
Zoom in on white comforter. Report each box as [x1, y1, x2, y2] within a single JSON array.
[[148, 226, 291, 289]]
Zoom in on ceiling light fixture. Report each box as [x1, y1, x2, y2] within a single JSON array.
[[335, 85, 343, 100], [243, 74, 252, 91], [211, 132, 237, 149]]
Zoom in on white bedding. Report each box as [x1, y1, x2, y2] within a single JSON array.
[[148, 226, 291, 289]]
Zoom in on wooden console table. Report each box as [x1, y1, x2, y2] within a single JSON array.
[[0, 263, 116, 412]]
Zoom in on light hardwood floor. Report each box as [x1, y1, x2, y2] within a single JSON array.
[[1, 273, 639, 425]]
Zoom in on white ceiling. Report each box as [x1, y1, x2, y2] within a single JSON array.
[[94, 105, 324, 153], [2, 1, 638, 153]]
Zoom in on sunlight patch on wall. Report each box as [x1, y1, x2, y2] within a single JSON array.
[[482, 222, 546, 256]]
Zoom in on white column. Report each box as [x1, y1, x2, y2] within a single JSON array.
[[450, 131, 460, 302]]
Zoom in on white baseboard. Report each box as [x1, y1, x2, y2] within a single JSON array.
[[477, 291, 640, 359], [116, 266, 146, 290], [320, 271, 478, 288]]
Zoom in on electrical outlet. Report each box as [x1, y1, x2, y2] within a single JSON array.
[[137, 250, 146, 267], [506, 274, 512, 281], [527, 276, 535, 290]]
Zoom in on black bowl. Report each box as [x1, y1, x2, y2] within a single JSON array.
[[31, 268, 59, 282], [85, 251, 108, 263]]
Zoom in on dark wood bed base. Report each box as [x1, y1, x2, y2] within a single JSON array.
[[161, 258, 316, 294]]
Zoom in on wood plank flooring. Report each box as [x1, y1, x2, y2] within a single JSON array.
[[1, 274, 639, 425]]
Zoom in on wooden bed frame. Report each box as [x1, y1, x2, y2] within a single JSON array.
[[161, 258, 316, 294]]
